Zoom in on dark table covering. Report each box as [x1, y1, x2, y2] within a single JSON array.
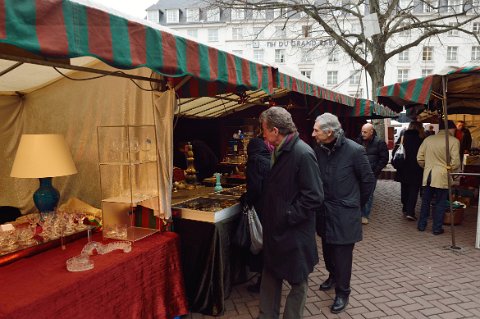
[[0, 232, 188, 319], [173, 216, 247, 316]]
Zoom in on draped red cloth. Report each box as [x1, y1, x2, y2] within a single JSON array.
[[0, 232, 188, 319]]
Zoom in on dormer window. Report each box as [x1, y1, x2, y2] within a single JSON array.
[[231, 8, 245, 20], [186, 8, 200, 22], [166, 9, 180, 23], [206, 7, 220, 22]]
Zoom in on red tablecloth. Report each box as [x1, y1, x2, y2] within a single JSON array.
[[0, 232, 188, 319]]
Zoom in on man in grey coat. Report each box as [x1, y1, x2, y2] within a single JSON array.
[[258, 107, 324, 319], [312, 113, 375, 314]]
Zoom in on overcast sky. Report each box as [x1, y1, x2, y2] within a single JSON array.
[[94, 0, 154, 19]]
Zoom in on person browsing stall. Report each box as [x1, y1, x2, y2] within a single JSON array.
[[258, 107, 323, 319]]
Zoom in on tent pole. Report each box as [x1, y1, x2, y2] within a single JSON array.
[[441, 76, 459, 250]]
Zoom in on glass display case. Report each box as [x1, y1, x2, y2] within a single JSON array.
[[97, 125, 160, 241]]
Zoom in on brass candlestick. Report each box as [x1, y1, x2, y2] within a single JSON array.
[[184, 142, 197, 188]]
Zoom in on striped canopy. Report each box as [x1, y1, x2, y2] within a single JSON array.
[[276, 70, 397, 118], [0, 0, 273, 97], [377, 66, 480, 114]]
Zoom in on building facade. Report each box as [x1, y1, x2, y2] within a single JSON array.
[[145, 0, 480, 99]]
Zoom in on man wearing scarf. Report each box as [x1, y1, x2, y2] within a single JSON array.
[[312, 113, 375, 314], [258, 107, 324, 319]]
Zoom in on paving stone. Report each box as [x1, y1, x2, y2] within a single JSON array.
[[185, 180, 480, 318]]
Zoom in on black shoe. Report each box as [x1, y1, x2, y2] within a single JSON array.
[[319, 276, 335, 291], [406, 215, 417, 221], [330, 296, 349, 314], [247, 276, 261, 293], [417, 226, 425, 232], [433, 229, 444, 235]]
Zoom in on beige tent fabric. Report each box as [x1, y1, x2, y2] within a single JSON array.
[[153, 88, 175, 219], [0, 61, 173, 219]]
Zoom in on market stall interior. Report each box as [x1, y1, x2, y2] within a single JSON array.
[[377, 65, 480, 250]]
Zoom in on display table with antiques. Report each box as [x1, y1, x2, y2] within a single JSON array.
[[0, 232, 188, 319], [137, 185, 247, 316]]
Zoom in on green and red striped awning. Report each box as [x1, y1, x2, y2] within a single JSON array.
[[377, 66, 480, 113], [276, 70, 357, 108], [275, 70, 397, 118], [0, 0, 273, 97], [313, 98, 398, 118]]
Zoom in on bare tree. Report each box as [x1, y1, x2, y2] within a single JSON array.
[[206, 0, 480, 98]]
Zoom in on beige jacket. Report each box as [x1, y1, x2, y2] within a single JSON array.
[[417, 130, 460, 189]]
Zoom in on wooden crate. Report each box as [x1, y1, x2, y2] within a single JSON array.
[[443, 208, 464, 225]]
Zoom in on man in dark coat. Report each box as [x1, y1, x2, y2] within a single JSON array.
[[258, 107, 324, 319], [356, 123, 389, 224], [312, 113, 375, 314]]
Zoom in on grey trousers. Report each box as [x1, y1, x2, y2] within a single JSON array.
[[258, 268, 308, 319]]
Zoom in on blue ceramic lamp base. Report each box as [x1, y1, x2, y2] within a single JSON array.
[[33, 177, 60, 213]]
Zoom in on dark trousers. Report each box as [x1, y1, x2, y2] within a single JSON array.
[[400, 182, 421, 217], [418, 185, 448, 233], [321, 241, 355, 298], [258, 268, 308, 319]]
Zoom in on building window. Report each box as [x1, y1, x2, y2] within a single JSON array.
[[300, 70, 312, 78], [473, 22, 480, 34], [399, 0, 412, 10], [398, 69, 409, 82], [232, 50, 243, 56], [231, 8, 245, 20], [275, 49, 286, 63], [166, 9, 180, 23], [187, 29, 198, 38], [253, 10, 266, 19], [328, 50, 339, 62], [447, 0, 462, 13], [208, 29, 219, 42], [253, 49, 264, 61], [253, 27, 263, 39], [423, 0, 438, 13], [186, 8, 200, 22], [349, 70, 361, 85], [423, 46, 433, 61], [422, 69, 433, 77], [232, 28, 243, 40], [448, 22, 459, 36], [327, 71, 338, 85], [147, 10, 160, 23], [398, 49, 409, 61], [447, 46, 458, 61], [399, 23, 411, 37], [206, 7, 220, 22], [302, 25, 312, 37], [472, 46, 480, 60], [301, 49, 313, 63], [274, 26, 287, 38], [350, 23, 360, 34]]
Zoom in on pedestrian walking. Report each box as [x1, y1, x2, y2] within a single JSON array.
[[312, 113, 375, 314]]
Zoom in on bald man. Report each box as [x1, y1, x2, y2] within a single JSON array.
[[355, 123, 389, 224]]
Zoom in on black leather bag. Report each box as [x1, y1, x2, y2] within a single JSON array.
[[232, 207, 251, 249]]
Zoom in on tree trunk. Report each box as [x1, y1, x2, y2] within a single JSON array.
[[367, 57, 387, 141]]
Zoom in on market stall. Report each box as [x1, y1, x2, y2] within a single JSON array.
[[0, 1, 276, 317], [377, 66, 480, 249]]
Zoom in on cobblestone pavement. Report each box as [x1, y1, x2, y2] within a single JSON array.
[[186, 180, 480, 319]]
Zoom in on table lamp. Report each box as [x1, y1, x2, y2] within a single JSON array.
[[10, 134, 78, 213]]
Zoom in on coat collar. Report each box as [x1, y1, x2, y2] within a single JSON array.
[[318, 133, 346, 155]]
